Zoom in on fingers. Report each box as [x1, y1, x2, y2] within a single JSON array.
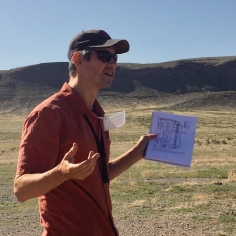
[[70, 152, 100, 180], [147, 133, 157, 140], [60, 143, 100, 180], [135, 134, 158, 158], [88, 151, 100, 160], [82, 151, 100, 176], [139, 134, 157, 143], [88, 151, 94, 159]]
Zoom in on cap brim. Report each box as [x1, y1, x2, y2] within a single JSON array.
[[89, 39, 129, 54]]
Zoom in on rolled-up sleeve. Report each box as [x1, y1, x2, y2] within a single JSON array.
[[17, 107, 60, 175]]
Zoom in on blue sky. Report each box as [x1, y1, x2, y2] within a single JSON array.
[[0, 0, 236, 70]]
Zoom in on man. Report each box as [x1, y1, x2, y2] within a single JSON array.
[[14, 29, 156, 236]]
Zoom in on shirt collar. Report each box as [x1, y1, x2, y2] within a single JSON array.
[[60, 83, 105, 117]]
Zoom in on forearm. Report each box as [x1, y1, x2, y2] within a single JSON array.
[[108, 134, 157, 180], [14, 145, 100, 202], [108, 145, 143, 180], [14, 165, 65, 202]]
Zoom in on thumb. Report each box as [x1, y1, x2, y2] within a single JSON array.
[[63, 143, 78, 163]]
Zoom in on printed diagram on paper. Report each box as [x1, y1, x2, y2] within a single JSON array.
[[144, 111, 198, 168], [152, 118, 191, 153]]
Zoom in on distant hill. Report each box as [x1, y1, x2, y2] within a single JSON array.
[[0, 56, 236, 113]]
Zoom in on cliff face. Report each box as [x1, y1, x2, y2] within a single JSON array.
[[113, 57, 236, 93], [0, 56, 236, 113]]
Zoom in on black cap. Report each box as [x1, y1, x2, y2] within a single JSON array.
[[67, 29, 130, 60]]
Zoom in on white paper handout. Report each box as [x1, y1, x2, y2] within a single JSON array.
[[103, 111, 126, 131], [144, 111, 198, 168]]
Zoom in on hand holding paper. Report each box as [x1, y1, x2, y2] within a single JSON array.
[[144, 111, 198, 168]]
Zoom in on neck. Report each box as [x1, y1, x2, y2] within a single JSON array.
[[68, 76, 97, 110]]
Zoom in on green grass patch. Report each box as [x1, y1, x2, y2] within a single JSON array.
[[116, 163, 228, 180], [219, 213, 236, 223], [192, 214, 213, 221]]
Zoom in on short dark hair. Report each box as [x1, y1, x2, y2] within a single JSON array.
[[68, 49, 92, 77], [68, 61, 76, 77]]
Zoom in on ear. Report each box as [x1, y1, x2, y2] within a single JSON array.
[[72, 51, 83, 67]]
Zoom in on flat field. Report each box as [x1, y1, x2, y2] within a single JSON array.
[[1, 101, 236, 235]]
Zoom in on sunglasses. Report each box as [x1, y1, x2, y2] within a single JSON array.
[[91, 50, 118, 63]]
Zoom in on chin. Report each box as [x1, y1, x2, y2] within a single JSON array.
[[100, 81, 113, 89]]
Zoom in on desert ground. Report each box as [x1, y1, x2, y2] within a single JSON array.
[[1, 100, 236, 236]]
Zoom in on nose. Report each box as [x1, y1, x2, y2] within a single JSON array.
[[108, 58, 117, 68]]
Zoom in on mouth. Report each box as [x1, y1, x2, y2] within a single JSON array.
[[104, 72, 114, 77]]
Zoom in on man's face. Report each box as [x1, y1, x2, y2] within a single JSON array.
[[81, 47, 118, 90]]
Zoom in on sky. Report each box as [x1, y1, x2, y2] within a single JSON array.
[[0, 0, 236, 70]]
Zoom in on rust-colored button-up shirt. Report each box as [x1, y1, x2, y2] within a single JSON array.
[[16, 83, 118, 236]]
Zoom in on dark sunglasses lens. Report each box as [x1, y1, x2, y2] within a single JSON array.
[[97, 52, 118, 62], [113, 54, 118, 62]]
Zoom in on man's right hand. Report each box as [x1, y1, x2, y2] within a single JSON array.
[[59, 143, 100, 181], [14, 143, 100, 202]]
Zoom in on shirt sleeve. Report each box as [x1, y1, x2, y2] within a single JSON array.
[[16, 107, 60, 175]]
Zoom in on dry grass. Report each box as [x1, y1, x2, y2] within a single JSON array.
[[0, 115, 24, 164], [1, 101, 236, 235]]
